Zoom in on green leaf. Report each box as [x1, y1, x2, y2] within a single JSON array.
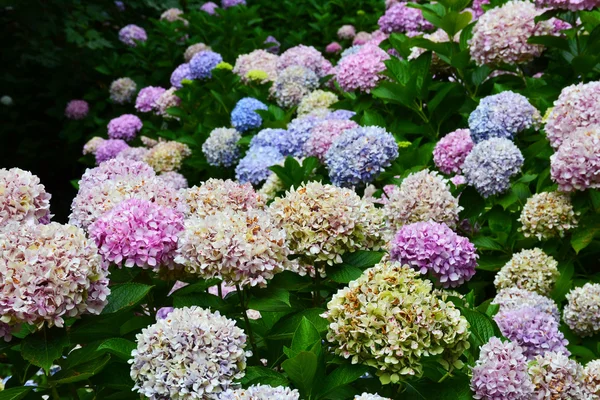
[[551, 262, 574, 302], [487, 207, 513, 234], [267, 309, 328, 341], [326, 264, 363, 284], [291, 317, 321, 354], [97, 338, 136, 361], [248, 288, 293, 312], [341, 250, 385, 268], [21, 328, 69, 374], [240, 366, 289, 387], [102, 283, 153, 314], [590, 190, 600, 213], [361, 110, 386, 127], [460, 307, 497, 347], [571, 217, 600, 254], [472, 236, 504, 251], [0, 387, 33, 400], [439, 11, 472, 38], [94, 65, 111, 75], [172, 292, 226, 310], [318, 364, 371, 399], [281, 351, 318, 397], [49, 354, 111, 384], [568, 345, 597, 363]]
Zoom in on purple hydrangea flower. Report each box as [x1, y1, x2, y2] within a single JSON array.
[[277, 45, 331, 78], [327, 110, 356, 120], [95, 139, 130, 164], [170, 63, 193, 88], [135, 86, 166, 113], [468, 91, 541, 143], [65, 100, 89, 120], [200, 2, 218, 14], [189, 51, 223, 79], [79, 158, 155, 190], [107, 114, 143, 141], [286, 116, 322, 156], [433, 129, 474, 175], [231, 97, 268, 132], [335, 44, 390, 93], [493, 288, 561, 323], [325, 126, 398, 187], [378, 3, 434, 35], [118, 24, 147, 47], [115, 1, 125, 11], [221, 0, 245, 8], [235, 146, 284, 185], [264, 36, 280, 54], [250, 128, 295, 156], [390, 221, 478, 288], [156, 307, 174, 320]]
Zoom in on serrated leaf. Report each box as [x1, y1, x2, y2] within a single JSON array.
[[102, 283, 153, 314], [172, 292, 226, 310], [97, 338, 136, 361], [21, 328, 69, 374]]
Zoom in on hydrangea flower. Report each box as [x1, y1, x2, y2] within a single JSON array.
[[107, 114, 143, 141], [470, 0, 490, 19], [89, 198, 183, 270], [469, 1, 556, 66], [202, 127, 241, 167], [277, 44, 331, 78], [221, 0, 246, 7], [231, 97, 268, 132], [0, 222, 109, 329], [264, 35, 280, 54], [354, 394, 391, 400], [220, 385, 300, 399], [184, 43, 211, 62], [468, 91, 541, 143], [235, 146, 284, 185], [180, 179, 265, 218], [144, 141, 191, 173], [519, 191, 578, 240], [78, 158, 155, 190], [189, 50, 223, 79], [433, 129, 474, 175], [378, 3, 434, 36], [535, 0, 600, 10], [258, 172, 285, 200], [462, 138, 524, 197], [390, 221, 478, 288], [297, 90, 338, 116], [95, 139, 130, 164], [327, 109, 356, 120], [544, 82, 600, 149], [170, 63, 193, 88], [528, 352, 587, 399], [65, 99, 89, 120], [353, 31, 372, 45], [154, 87, 181, 118], [323, 261, 470, 381], [269, 182, 385, 265], [233, 50, 278, 83], [116, 147, 149, 162], [249, 128, 294, 156], [200, 2, 218, 14], [304, 119, 359, 161], [135, 86, 166, 113], [551, 125, 600, 191], [175, 208, 290, 287], [115, 0, 125, 11], [83, 137, 105, 155], [325, 126, 398, 187], [160, 8, 187, 24], [494, 248, 559, 295], [471, 337, 534, 400], [338, 25, 356, 40], [326, 42, 342, 54], [493, 288, 561, 322], [382, 170, 462, 231], [583, 360, 600, 398], [109, 77, 137, 104], [271, 65, 319, 108], [335, 44, 390, 93], [341, 45, 363, 59], [495, 307, 569, 359], [157, 171, 188, 190], [118, 24, 147, 47], [130, 307, 248, 399], [286, 116, 321, 154], [564, 283, 600, 337], [0, 167, 50, 228]]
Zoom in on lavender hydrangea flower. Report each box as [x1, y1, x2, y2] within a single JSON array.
[[115, 1, 125, 11], [494, 307, 569, 359], [184, 43, 212, 62], [304, 119, 359, 161], [135, 86, 166, 112], [0, 168, 51, 227], [327, 109, 356, 120], [118, 24, 147, 47], [117, 147, 149, 162], [493, 288, 561, 323], [468, 91, 541, 143], [250, 128, 295, 156], [535, 0, 600, 11], [107, 114, 143, 141], [235, 146, 284, 185], [189, 50, 223, 79], [157, 171, 188, 190], [233, 49, 279, 83], [277, 44, 331, 78], [78, 158, 155, 190], [83, 137, 105, 155], [200, 2, 218, 14], [156, 307, 174, 320], [202, 127, 241, 167], [271, 65, 319, 108], [335, 44, 390, 93], [154, 87, 181, 118], [170, 63, 193, 88], [378, 3, 434, 35], [221, 0, 245, 8], [471, 337, 534, 400], [325, 126, 398, 187], [354, 394, 391, 400], [390, 221, 478, 288], [65, 100, 89, 120], [231, 97, 268, 132], [462, 138, 524, 197], [433, 129, 474, 174], [95, 139, 130, 164]]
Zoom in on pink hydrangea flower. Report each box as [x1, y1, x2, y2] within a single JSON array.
[[303, 119, 359, 161], [277, 45, 331, 78], [535, 0, 600, 10], [337, 25, 356, 40], [550, 125, 600, 191], [0, 168, 51, 227], [326, 42, 343, 54], [335, 44, 390, 93], [135, 86, 166, 113], [65, 100, 89, 120], [433, 129, 474, 175], [378, 3, 434, 36]]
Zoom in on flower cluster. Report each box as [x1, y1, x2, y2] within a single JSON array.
[[271, 65, 319, 108], [181, 179, 265, 218], [109, 77, 137, 104], [468, 91, 541, 143], [233, 50, 279, 83], [584, 360, 600, 398], [95, 139, 129, 164], [286, 116, 320, 155], [231, 97, 268, 132], [323, 261, 470, 381], [564, 283, 600, 337], [462, 138, 524, 197], [184, 42, 211, 62], [378, 3, 434, 35], [337, 24, 356, 39], [494, 248, 560, 295], [382, 170, 462, 231], [107, 114, 142, 141], [528, 352, 587, 399], [174, 209, 290, 287], [135, 86, 166, 112], [144, 141, 191, 173], [160, 8, 187, 24], [335, 44, 390, 93], [170, 63, 193, 88], [83, 137, 105, 155], [190, 50, 223, 79], [0, 222, 109, 329], [269, 182, 385, 264], [118, 24, 147, 47], [277, 44, 331, 78], [326, 42, 342, 54], [222, 0, 246, 8], [130, 306, 248, 399], [157, 171, 188, 190], [297, 90, 338, 116], [0, 168, 51, 227], [220, 385, 300, 399], [79, 158, 155, 189], [493, 288, 561, 322], [519, 191, 578, 240], [235, 145, 284, 185], [390, 221, 478, 288], [551, 124, 600, 191], [471, 337, 534, 400], [202, 127, 241, 167], [200, 1, 218, 14], [469, 1, 555, 66], [535, 0, 600, 10], [304, 119, 358, 161], [89, 198, 184, 270], [116, 147, 149, 162], [65, 99, 89, 120], [250, 128, 297, 156], [154, 87, 181, 117], [433, 129, 474, 175], [325, 126, 399, 187]]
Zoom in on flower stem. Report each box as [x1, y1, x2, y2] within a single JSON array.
[[236, 285, 258, 358]]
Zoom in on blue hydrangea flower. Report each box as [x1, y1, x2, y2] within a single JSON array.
[[468, 91, 541, 143], [249, 128, 295, 156], [231, 98, 268, 132], [462, 138, 524, 197], [327, 109, 356, 121], [340, 45, 363, 59], [285, 116, 322, 156], [325, 126, 399, 187], [235, 146, 284, 185], [202, 128, 241, 167], [170, 63, 194, 88], [189, 51, 223, 79]]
